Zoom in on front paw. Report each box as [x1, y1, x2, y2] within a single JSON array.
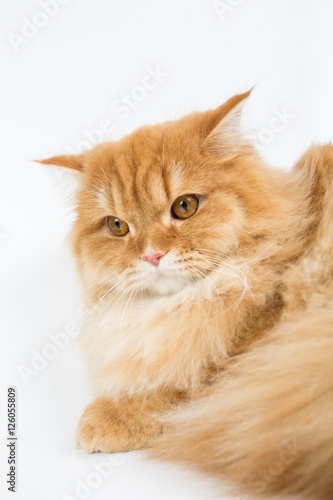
[[75, 397, 127, 453], [75, 396, 162, 454]]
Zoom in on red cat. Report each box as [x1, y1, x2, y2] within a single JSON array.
[[40, 90, 333, 499]]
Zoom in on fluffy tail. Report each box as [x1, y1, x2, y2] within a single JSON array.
[[151, 311, 333, 499]]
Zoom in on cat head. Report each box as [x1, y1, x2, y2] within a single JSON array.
[[39, 90, 272, 296]]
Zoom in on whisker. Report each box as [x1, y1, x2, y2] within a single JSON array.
[[118, 283, 138, 337], [195, 248, 254, 300], [93, 273, 137, 335], [82, 272, 132, 319]]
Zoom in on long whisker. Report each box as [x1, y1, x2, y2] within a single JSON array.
[[118, 282, 138, 337], [82, 272, 132, 319], [184, 249, 254, 310], [189, 264, 221, 299], [97, 272, 135, 316], [187, 262, 248, 312], [80, 265, 131, 300], [129, 286, 140, 327], [93, 273, 137, 335], [195, 248, 254, 300]]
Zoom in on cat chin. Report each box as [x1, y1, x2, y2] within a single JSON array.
[[143, 272, 193, 296]]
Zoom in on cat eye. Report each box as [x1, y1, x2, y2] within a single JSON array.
[[171, 195, 199, 219], [105, 216, 129, 237]]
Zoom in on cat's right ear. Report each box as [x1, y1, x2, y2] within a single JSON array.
[[35, 153, 85, 172]]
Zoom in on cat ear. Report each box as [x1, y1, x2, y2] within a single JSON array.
[[36, 153, 85, 172], [203, 89, 252, 155]]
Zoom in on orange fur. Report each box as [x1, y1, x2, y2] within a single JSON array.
[[40, 91, 333, 499]]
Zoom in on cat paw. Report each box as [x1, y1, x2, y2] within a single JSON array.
[[75, 396, 161, 454], [75, 398, 128, 453]]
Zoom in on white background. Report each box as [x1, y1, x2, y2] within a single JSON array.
[[1, 1, 333, 499]]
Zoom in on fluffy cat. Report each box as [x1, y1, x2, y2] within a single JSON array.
[[39, 90, 333, 499]]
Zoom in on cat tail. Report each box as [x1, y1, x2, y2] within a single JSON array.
[[150, 311, 333, 499]]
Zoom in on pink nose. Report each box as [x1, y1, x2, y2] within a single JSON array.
[[143, 252, 165, 267]]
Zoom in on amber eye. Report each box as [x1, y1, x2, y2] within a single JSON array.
[[105, 216, 129, 236], [171, 195, 199, 219]]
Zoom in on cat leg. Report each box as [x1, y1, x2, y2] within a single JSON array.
[[75, 390, 185, 454]]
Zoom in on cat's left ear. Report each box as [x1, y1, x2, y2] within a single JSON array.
[[35, 153, 85, 172], [203, 88, 252, 155]]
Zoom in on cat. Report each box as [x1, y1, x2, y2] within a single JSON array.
[[39, 90, 333, 499]]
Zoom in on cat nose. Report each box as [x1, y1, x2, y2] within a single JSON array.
[[142, 252, 165, 267]]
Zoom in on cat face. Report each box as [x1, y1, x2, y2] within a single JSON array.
[[40, 91, 264, 296]]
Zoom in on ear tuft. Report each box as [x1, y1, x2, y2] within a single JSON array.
[[35, 154, 84, 172], [204, 88, 253, 155]]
